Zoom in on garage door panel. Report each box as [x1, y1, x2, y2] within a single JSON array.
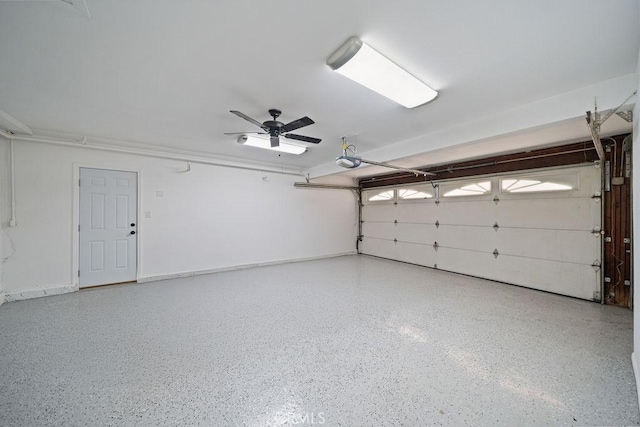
[[496, 198, 598, 230], [396, 242, 436, 267], [435, 200, 497, 225], [362, 204, 396, 222], [360, 237, 397, 260], [488, 256, 598, 300], [497, 228, 599, 264], [395, 203, 439, 223], [395, 223, 436, 245], [362, 222, 394, 240], [438, 226, 497, 253]]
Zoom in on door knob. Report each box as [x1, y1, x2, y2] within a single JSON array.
[[130, 231, 136, 235], [130, 223, 135, 227]]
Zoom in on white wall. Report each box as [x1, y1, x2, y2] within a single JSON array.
[[633, 38, 640, 409], [0, 136, 9, 303], [1, 140, 357, 297]]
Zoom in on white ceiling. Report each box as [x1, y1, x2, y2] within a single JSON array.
[[0, 1, 638, 177]]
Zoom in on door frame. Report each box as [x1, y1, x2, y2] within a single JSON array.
[[72, 163, 143, 288]]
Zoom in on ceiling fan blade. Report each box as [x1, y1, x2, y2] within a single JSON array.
[[281, 116, 314, 133], [284, 134, 322, 144], [223, 132, 267, 135], [230, 110, 266, 129], [270, 135, 280, 147]]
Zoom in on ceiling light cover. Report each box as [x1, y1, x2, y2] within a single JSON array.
[[326, 37, 438, 108], [237, 135, 306, 155]]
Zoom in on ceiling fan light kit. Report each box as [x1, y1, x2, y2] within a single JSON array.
[[326, 36, 438, 108], [237, 135, 307, 155]]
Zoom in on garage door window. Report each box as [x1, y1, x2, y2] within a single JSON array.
[[442, 180, 492, 197], [398, 187, 433, 200], [367, 189, 395, 202], [500, 173, 578, 194]]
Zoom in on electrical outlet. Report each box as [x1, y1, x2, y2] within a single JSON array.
[[156, 190, 164, 197]]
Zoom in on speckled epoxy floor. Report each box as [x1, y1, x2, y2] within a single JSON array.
[[0, 255, 637, 426]]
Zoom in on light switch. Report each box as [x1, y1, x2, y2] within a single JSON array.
[[156, 190, 164, 197]]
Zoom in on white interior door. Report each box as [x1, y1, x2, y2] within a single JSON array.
[[79, 168, 137, 287]]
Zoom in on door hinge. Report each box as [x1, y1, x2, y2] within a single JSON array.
[[78, 270, 80, 277], [79, 179, 81, 187], [78, 224, 80, 232]]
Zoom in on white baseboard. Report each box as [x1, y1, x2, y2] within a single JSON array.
[[633, 352, 640, 413], [1, 252, 357, 302], [4, 284, 78, 302], [138, 251, 357, 283]]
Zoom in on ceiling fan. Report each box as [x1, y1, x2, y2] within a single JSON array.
[[224, 108, 321, 147]]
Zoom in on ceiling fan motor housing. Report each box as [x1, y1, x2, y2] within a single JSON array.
[[264, 121, 284, 133], [227, 108, 322, 147]]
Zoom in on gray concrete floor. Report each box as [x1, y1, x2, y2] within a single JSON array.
[[0, 255, 637, 426]]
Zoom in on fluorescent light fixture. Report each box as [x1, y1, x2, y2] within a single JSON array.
[[326, 37, 438, 108], [237, 135, 306, 155]]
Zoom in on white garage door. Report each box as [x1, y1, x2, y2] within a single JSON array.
[[360, 165, 602, 300]]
